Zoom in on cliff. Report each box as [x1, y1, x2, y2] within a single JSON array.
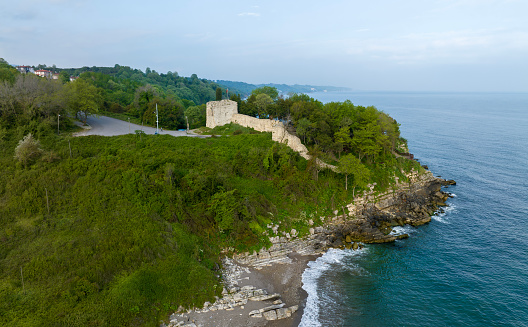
[[234, 169, 456, 267]]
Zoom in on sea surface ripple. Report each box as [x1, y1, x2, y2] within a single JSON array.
[[300, 92, 528, 327]]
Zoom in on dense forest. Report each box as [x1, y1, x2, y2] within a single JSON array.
[[0, 58, 421, 326]]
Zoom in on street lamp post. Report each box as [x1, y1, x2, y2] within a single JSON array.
[[57, 114, 60, 135], [128, 117, 130, 134]]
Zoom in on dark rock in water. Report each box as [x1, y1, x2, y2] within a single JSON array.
[[442, 179, 456, 186], [396, 234, 409, 240], [422, 165, 429, 169], [352, 242, 359, 250]]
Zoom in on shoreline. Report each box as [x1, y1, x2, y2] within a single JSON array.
[[165, 253, 319, 327], [164, 170, 455, 327]]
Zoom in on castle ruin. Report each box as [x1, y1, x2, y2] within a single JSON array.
[[206, 100, 238, 129], [205, 100, 336, 171]]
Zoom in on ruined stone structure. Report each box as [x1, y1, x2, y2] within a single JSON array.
[[206, 100, 238, 129], [206, 100, 336, 170]]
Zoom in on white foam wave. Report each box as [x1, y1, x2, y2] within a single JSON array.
[[299, 248, 367, 327], [390, 225, 417, 236], [432, 204, 457, 224]]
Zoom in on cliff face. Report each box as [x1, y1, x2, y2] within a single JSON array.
[[334, 170, 455, 244], [234, 170, 456, 267]]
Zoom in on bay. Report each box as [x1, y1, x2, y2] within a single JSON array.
[[299, 91, 528, 327]]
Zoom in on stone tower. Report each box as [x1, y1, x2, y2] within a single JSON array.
[[206, 100, 238, 129]]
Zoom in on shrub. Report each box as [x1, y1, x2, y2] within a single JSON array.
[[14, 133, 43, 166]]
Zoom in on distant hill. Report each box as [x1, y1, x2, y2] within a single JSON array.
[[216, 80, 351, 97]]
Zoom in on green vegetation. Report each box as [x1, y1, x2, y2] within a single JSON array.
[[2, 61, 226, 131], [0, 59, 423, 326], [216, 80, 351, 97], [199, 123, 260, 136]]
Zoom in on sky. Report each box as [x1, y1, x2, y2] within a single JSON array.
[[1, 0, 527, 92]]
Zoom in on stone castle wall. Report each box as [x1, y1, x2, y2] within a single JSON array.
[[205, 100, 335, 170], [206, 100, 238, 128], [230, 114, 311, 160]]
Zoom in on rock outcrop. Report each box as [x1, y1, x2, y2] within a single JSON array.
[[235, 169, 455, 266], [163, 169, 455, 327], [164, 258, 299, 327]]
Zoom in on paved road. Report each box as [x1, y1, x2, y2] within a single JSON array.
[[74, 115, 206, 138]]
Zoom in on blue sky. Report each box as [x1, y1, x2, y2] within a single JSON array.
[[1, 0, 527, 92]]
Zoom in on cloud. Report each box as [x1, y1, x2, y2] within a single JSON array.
[[238, 12, 260, 17], [342, 28, 528, 64]]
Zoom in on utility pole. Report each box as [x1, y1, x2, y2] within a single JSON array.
[[155, 103, 159, 134], [185, 116, 189, 134], [128, 117, 130, 134], [57, 114, 60, 135]]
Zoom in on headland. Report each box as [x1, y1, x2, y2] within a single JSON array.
[[164, 169, 456, 327]]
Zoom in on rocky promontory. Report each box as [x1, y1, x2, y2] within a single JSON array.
[[236, 169, 455, 266], [164, 169, 455, 327]]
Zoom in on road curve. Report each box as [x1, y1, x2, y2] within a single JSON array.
[[74, 115, 206, 138]]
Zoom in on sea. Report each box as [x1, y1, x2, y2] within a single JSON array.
[[299, 91, 528, 327]]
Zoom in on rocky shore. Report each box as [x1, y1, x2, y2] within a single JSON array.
[[163, 169, 455, 327]]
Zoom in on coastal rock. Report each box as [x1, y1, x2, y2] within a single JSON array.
[[263, 310, 278, 320], [167, 171, 455, 327]]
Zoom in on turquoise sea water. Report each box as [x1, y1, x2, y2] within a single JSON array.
[[299, 92, 528, 327]]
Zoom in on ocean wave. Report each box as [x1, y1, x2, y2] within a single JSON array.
[[390, 225, 418, 236], [432, 204, 457, 224], [299, 248, 367, 327]]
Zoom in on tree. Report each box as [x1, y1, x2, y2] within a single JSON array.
[[254, 93, 273, 118], [184, 105, 206, 129], [295, 117, 312, 143], [14, 133, 43, 166], [0, 58, 17, 84], [251, 86, 279, 101], [334, 126, 353, 158], [59, 71, 70, 84], [65, 79, 101, 124], [338, 154, 370, 196], [229, 93, 242, 109], [215, 87, 222, 101], [307, 144, 323, 180], [209, 189, 247, 233], [133, 84, 158, 119]]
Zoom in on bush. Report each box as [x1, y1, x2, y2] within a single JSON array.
[[14, 133, 43, 166]]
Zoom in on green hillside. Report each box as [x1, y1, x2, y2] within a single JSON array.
[[0, 58, 421, 326]]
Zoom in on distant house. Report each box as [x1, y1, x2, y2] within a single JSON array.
[[52, 73, 60, 80], [16, 65, 35, 74], [70, 76, 79, 82], [35, 69, 52, 78]]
